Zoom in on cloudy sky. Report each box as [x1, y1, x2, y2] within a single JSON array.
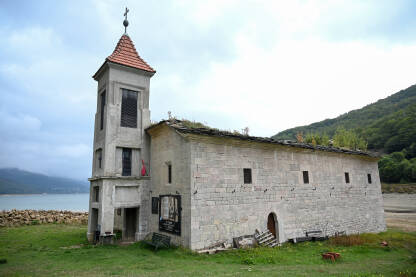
[[1, 0, 416, 180]]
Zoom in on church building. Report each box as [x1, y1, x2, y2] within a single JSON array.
[[87, 14, 386, 250]]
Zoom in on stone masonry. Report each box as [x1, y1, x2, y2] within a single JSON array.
[[187, 134, 385, 250], [145, 124, 386, 250]]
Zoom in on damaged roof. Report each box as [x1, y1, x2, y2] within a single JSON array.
[[146, 119, 379, 158]]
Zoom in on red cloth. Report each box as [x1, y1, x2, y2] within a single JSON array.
[[141, 160, 147, 176]]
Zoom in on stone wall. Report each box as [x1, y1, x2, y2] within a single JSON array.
[[0, 210, 88, 227], [188, 134, 386, 250], [147, 124, 192, 247]]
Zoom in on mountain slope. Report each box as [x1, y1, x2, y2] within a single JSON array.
[[0, 168, 89, 194], [272, 84, 416, 153]]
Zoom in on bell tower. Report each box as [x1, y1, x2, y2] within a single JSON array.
[[87, 8, 155, 243]]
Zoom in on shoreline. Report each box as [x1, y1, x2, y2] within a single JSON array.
[[0, 193, 89, 196], [0, 209, 88, 227]]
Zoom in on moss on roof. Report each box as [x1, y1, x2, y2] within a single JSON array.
[[146, 119, 379, 158]]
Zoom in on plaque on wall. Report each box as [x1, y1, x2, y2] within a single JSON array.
[[159, 194, 181, 235], [151, 197, 159, 214]]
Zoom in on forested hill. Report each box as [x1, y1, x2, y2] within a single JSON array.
[[0, 168, 89, 194], [272, 84, 416, 153]]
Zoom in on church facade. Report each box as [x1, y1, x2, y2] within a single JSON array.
[[87, 31, 386, 250]]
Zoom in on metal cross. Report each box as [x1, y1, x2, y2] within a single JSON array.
[[124, 7, 129, 20], [123, 7, 130, 34]]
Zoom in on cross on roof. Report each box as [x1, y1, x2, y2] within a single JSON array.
[[123, 7, 129, 34]]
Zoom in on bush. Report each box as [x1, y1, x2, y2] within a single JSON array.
[[329, 235, 364, 246], [333, 128, 367, 151]]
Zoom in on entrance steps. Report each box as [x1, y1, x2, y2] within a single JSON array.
[[255, 230, 280, 248]]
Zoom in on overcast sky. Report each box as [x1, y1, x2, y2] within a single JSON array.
[[1, 0, 416, 180]]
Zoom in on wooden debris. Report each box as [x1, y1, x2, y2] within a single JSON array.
[[322, 252, 341, 261], [380, 241, 389, 247]]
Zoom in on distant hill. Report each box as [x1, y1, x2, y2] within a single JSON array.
[[0, 168, 89, 194], [272, 84, 416, 153]]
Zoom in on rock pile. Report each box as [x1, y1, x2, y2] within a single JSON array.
[[0, 209, 88, 227]]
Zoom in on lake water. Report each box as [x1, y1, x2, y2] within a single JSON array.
[[0, 194, 89, 212]]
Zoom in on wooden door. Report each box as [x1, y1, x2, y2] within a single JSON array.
[[267, 213, 276, 237]]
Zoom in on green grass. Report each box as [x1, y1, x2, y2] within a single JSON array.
[[0, 224, 415, 276]]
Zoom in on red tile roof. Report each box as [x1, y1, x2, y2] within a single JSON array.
[[106, 34, 155, 73]]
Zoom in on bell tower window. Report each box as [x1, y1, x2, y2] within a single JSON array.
[[100, 91, 105, 130], [121, 89, 138, 128], [122, 148, 132, 176]]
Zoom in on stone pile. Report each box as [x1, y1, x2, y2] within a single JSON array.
[[0, 209, 88, 227]]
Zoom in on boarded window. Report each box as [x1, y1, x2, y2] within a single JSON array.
[[159, 195, 181, 235], [243, 168, 252, 184], [100, 91, 106, 130], [367, 173, 372, 184], [345, 172, 350, 183], [122, 148, 132, 176], [93, 186, 99, 202], [96, 148, 102, 169], [168, 164, 172, 184], [303, 171, 309, 184], [152, 197, 159, 214], [120, 89, 138, 128]]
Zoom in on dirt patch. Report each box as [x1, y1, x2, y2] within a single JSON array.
[[383, 193, 416, 232], [384, 212, 416, 232]]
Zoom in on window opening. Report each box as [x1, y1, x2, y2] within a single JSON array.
[[93, 186, 99, 202], [120, 89, 138, 128], [367, 173, 372, 184], [122, 148, 132, 176], [303, 171, 309, 184], [243, 168, 252, 184], [345, 172, 350, 184], [168, 164, 172, 184], [100, 91, 105, 130], [152, 197, 159, 214], [96, 149, 102, 169]]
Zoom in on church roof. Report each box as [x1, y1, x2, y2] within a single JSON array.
[[146, 119, 379, 159], [107, 34, 155, 73], [93, 34, 155, 79]]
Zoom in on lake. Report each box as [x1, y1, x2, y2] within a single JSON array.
[[0, 193, 89, 212]]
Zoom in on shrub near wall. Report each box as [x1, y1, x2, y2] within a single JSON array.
[[0, 210, 88, 227]]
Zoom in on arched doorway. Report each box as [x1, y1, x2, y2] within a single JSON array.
[[267, 213, 278, 239]]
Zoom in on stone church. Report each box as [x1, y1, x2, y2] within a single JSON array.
[[87, 18, 386, 250]]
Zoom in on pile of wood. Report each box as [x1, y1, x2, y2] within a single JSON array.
[[0, 209, 88, 227], [197, 241, 232, 254], [255, 229, 279, 247]]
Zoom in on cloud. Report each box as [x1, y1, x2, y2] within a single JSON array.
[[180, 37, 416, 136], [1, 0, 416, 179], [0, 111, 42, 134]]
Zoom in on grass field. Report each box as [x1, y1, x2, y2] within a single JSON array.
[[0, 224, 415, 276]]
